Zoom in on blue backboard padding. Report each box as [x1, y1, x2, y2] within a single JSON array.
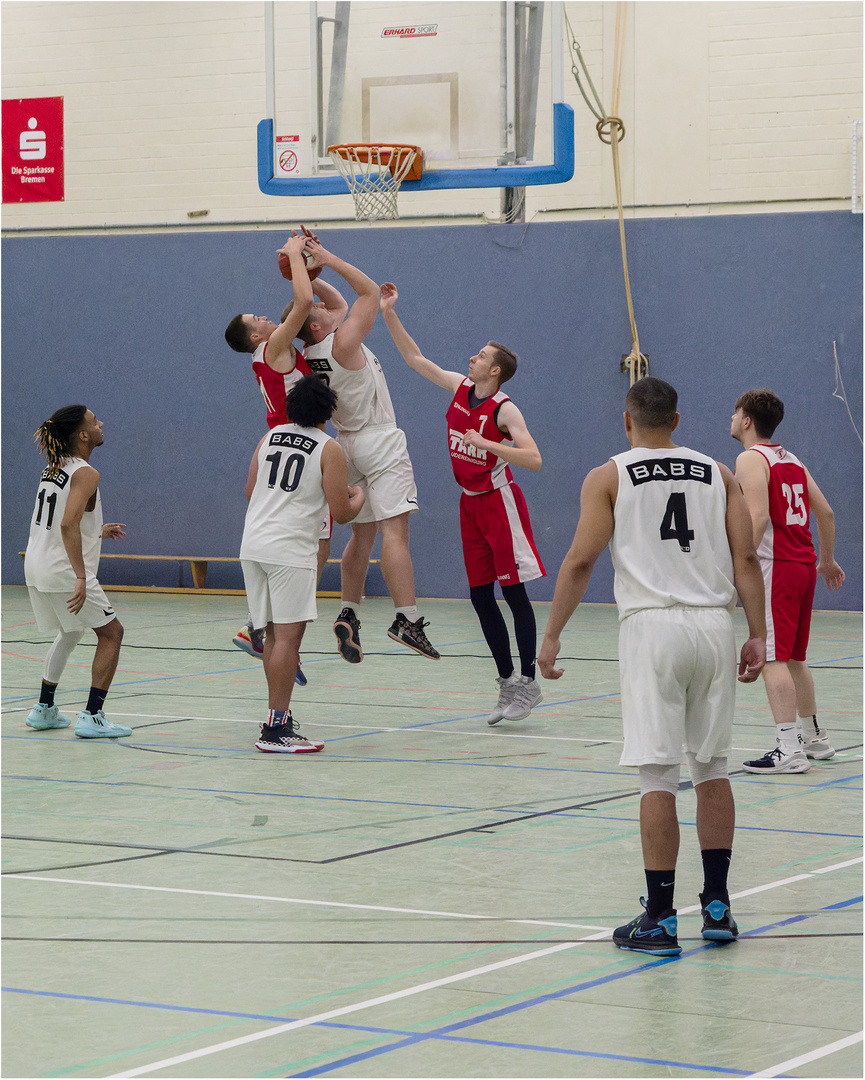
[[257, 103, 574, 195]]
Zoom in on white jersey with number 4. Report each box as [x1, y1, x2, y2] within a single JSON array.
[[610, 446, 735, 620], [24, 458, 103, 592], [240, 425, 330, 570]]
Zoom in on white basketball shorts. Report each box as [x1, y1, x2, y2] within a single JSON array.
[[338, 423, 418, 524], [618, 605, 736, 766], [241, 560, 318, 629], [28, 581, 117, 635]]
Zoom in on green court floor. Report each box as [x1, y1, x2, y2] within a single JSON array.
[[2, 587, 862, 1078]]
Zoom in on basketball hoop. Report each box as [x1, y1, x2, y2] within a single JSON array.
[[327, 143, 423, 221]]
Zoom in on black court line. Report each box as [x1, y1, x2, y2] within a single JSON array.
[[1, 791, 642, 874]]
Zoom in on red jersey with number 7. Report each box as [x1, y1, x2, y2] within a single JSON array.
[[445, 379, 514, 493], [748, 444, 816, 564]]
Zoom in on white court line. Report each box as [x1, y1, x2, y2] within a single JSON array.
[[7, 857, 862, 1077], [16, 708, 843, 756], [3, 876, 608, 931], [748, 1030, 863, 1077], [106, 934, 610, 1078]]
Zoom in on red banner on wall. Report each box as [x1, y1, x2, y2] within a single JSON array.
[[2, 97, 64, 203]]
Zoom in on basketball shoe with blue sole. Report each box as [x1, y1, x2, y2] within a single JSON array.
[[613, 903, 681, 956]]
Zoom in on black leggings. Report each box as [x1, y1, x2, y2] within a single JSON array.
[[469, 581, 537, 680]]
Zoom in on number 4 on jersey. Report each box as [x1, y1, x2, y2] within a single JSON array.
[[660, 492, 694, 552]]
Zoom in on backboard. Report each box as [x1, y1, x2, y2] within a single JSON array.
[[258, 1, 573, 196]]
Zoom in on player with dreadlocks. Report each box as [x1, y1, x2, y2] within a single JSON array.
[[23, 405, 131, 738]]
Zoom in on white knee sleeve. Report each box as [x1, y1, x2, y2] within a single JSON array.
[[639, 762, 681, 796], [686, 752, 729, 786], [44, 630, 84, 684]]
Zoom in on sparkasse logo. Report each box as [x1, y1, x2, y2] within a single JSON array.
[[382, 24, 438, 38]]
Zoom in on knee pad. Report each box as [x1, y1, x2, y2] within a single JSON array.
[[639, 762, 681, 796], [686, 753, 729, 786]]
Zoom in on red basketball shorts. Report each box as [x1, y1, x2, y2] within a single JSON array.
[[761, 557, 817, 662], [459, 483, 545, 589]]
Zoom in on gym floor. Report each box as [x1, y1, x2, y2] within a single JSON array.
[[2, 587, 862, 1079]]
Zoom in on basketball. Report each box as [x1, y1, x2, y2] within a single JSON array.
[[278, 250, 322, 283]]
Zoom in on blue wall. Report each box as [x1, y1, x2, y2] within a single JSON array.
[[3, 212, 861, 609]]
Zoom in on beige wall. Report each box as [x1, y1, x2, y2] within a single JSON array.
[[2, 1, 861, 231]]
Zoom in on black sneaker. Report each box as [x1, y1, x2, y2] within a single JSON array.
[[387, 614, 440, 659], [613, 903, 681, 956], [742, 746, 810, 774], [255, 719, 323, 754], [333, 608, 363, 663], [700, 895, 739, 942]]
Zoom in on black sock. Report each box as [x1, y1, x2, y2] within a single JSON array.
[[644, 869, 676, 918], [39, 681, 57, 707], [700, 848, 732, 905], [85, 687, 108, 715]]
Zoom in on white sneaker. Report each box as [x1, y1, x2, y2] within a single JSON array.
[[501, 676, 543, 721], [26, 703, 72, 730], [74, 710, 132, 739], [801, 724, 835, 759], [742, 746, 810, 774], [487, 674, 520, 726]]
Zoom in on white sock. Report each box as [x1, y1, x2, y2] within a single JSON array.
[[777, 722, 801, 754], [396, 605, 418, 623]]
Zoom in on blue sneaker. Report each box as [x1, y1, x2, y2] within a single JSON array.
[[700, 896, 739, 942], [233, 624, 263, 659], [613, 901, 681, 956], [26, 703, 72, 730], [295, 662, 307, 686], [74, 710, 132, 739]]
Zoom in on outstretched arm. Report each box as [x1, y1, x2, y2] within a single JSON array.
[[379, 282, 463, 392], [805, 468, 845, 590], [266, 233, 314, 370], [537, 462, 617, 679], [463, 400, 541, 472], [720, 462, 766, 682], [303, 239, 379, 364]]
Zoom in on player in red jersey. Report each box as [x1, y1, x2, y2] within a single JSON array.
[[731, 388, 845, 774], [380, 281, 546, 724], [225, 231, 344, 673]]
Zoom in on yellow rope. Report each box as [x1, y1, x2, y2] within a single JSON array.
[[572, 1, 648, 384]]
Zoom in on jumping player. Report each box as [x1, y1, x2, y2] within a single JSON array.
[[284, 242, 439, 663], [731, 388, 845, 774], [225, 231, 341, 670], [24, 406, 131, 739], [538, 377, 766, 955], [240, 375, 365, 753], [380, 281, 545, 723]]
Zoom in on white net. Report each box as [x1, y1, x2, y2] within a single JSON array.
[[327, 145, 420, 221]]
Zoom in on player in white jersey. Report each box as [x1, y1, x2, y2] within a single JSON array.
[[284, 237, 439, 664], [538, 378, 766, 956], [225, 231, 343, 670], [23, 405, 130, 739], [240, 375, 365, 753]]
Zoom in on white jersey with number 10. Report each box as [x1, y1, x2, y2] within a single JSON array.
[[240, 425, 330, 570], [610, 446, 736, 620]]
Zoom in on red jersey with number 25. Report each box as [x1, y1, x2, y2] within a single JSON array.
[[252, 341, 312, 430], [748, 444, 816, 565], [445, 379, 514, 493]]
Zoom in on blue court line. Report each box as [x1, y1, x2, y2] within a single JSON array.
[[286, 899, 863, 1078], [5, 900, 858, 1077], [0, 988, 753, 1076]]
